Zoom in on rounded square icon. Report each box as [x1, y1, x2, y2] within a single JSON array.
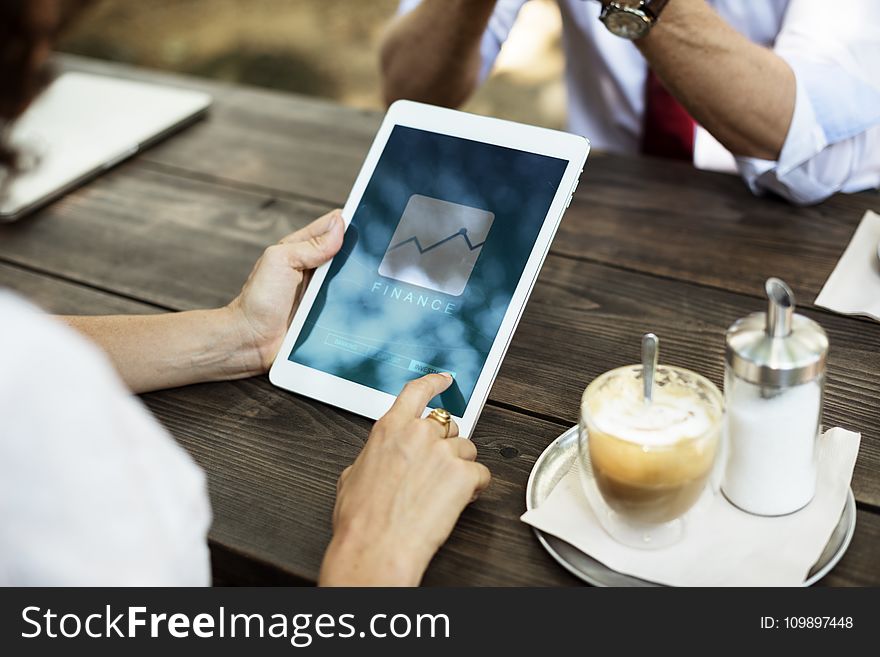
[[378, 194, 495, 296]]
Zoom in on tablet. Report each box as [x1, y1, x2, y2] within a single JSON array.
[[1, 72, 211, 222], [269, 100, 589, 436]]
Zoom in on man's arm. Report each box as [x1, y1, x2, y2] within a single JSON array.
[[381, 0, 498, 108], [636, 0, 796, 161]]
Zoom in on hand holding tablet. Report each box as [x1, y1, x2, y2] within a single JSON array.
[[270, 100, 590, 435]]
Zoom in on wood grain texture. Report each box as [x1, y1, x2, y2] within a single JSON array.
[[559, 152, 880, 303], [500, 256, 880, 507], [141, 378, 581, 586], [0, 262, 158, 315], [0, 264, 580, 585], [3, 172, 878, 506], [141, 376, 880, 587], [0, 165, 333, 310], [0, 56, 876, 586], [818, 509, 880, 587], [59, 55, 880, 304], [4, 243, 878, 586]]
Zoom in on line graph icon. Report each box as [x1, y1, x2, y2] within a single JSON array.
[[379, 195, 495, 296]]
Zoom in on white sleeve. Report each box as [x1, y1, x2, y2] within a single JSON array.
[[397, 0, 529, 81], [735, 0, 880, 205], [0, 293, 212, 586]]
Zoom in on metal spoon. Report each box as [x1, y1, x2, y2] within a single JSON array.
[[641, 332, 659, 403]]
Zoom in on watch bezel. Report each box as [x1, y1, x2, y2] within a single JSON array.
[[600, 2, 654, 40]]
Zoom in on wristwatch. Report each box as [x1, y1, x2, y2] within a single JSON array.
[[598, 0, 671, 40]]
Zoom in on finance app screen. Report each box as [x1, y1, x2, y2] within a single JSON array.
[[289, 126, 567, 415]]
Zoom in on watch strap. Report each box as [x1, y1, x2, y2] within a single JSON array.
[[640, 0, 671, 21]]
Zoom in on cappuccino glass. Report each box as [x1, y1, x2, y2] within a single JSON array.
[[578, 365, 723, 549]]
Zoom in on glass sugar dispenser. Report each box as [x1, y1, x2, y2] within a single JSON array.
[[722, 278, 829, 516]]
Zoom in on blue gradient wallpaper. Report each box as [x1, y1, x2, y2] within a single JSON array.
[[290, 126, 567, 415]]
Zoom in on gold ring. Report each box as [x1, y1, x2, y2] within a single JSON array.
[[427, 407, 452, 438]]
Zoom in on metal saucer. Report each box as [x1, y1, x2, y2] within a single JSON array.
[[526, 425, 857, 587]]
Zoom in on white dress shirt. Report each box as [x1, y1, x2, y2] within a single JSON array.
[[0, 292, 211, 585], [399, 0, 880, 205]]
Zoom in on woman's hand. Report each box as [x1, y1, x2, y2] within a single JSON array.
[[319, 374, 492, 586], [226, 209, 345, 373]]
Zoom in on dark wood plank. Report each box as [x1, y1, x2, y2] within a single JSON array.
[[0, 262, 157, 315], [142, 378, 581, 586], [3, 171, 878, 507], [0, 263, 579, 586], [0, 165, 333, 311], [59, 55, 880, 305], [499, 256, 880, 508], [2, 265, 875, 586], [559, 152, 879, 303], [141, 376, 880, 588], [2, 165, 879, 507], [819, 509, 880, 587], [7, 56, 877, 586]]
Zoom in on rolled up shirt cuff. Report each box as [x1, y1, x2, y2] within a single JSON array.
[[735, 74, 830, 204]]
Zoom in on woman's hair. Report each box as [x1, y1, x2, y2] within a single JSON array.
[[0, 1, 89, 174]]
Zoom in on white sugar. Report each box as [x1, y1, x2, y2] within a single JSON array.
[[722, 378, 821, 515]]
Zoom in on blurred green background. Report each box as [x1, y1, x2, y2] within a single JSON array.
[[58, 0, 566, 129]]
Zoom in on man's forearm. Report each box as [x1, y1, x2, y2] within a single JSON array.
[[381, 0, 497, 107], [637, 0, 795, 160], [62, 309, 263, 394]]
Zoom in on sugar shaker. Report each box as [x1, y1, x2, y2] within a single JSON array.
[[722, 278, 829, 516]]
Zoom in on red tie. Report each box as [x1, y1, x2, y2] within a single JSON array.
[[641, 69, 696, 162]]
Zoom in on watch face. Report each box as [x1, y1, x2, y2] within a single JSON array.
[[602, 8, 651, 40]]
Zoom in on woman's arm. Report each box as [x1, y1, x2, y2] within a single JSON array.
[[62, 209, 344, 393], [62, 309, 262, 393]]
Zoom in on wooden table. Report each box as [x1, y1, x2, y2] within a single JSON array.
[[3, 56, 879, 586]]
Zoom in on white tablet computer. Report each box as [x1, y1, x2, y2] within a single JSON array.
[[270, 100, 589, 436]]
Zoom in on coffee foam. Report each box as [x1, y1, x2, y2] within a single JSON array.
[[584, 375, 714, 446]]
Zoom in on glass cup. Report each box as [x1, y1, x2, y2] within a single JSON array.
[[578, 365, 723, 549]]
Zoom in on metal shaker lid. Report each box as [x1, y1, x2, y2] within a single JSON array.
[[725, 278, 829, 387]]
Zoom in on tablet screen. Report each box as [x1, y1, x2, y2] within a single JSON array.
[[289, 125, 568, 416]]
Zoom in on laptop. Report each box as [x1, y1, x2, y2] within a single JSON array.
[[0, 71, 212, 222]]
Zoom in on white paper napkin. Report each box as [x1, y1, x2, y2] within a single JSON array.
[[521, 428, 860, 587], [815, 210, 880, 321]]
